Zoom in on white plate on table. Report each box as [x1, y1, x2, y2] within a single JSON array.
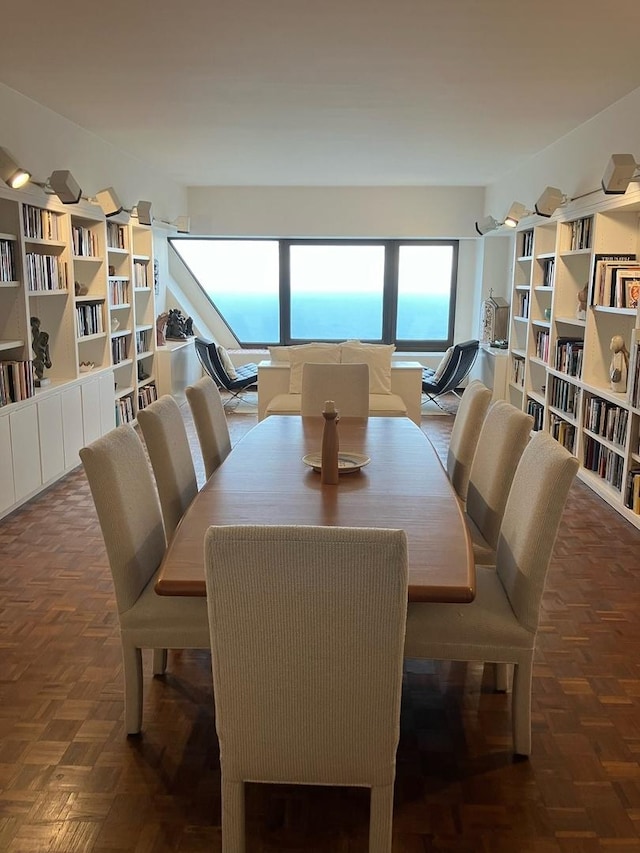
[[302, 452, 371, 474]]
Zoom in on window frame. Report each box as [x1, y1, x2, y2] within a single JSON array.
[[169, 236, 458, 351]]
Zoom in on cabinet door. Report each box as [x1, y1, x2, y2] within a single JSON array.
[[0, 415, 15, 515], [37, 393, 65, 484], [81, 379, 102, 445], [10, 404, 41, 502], [61, 385, 84, 469], [98, 372, 116, 434]]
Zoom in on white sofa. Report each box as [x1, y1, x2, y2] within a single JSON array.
[[257, 343, 423, 424]]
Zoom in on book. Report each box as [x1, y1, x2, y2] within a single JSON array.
[[591, 254, 637, 306]]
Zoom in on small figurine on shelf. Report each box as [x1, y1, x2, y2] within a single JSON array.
[[609, 335, 629, 393], [74, 281, 88, 297], [156, 312, 168, 346], [184, 316, 194, 337], [138, 362, 150, 382], [165, 308, 192, 341], [30, 316, 52, 386], [576, 284, 588, 320]]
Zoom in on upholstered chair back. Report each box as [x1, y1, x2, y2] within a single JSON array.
[[466, 400, 534, 551], [446, 379, 492, 502], [497, 430, 579, 633], [186, 376, 232, 479], [301, 362, 370, 417], [137, 394, 198, 540], [79, 424, 165, 614], [204, 524, 408, 851]]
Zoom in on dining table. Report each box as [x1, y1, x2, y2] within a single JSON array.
[[155, 415, 474, 603]]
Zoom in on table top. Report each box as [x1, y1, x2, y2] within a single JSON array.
[[156, 416, 474, 603]]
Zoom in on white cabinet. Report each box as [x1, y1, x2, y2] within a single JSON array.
[[61, 385, 84, 470], [156, 339, 202, 401], [37, 393, 65, 484], [98, 371, 116, 433], [10, 404, 40, 503], [81, 377, 102, 445], [0, 415, 15, 515]]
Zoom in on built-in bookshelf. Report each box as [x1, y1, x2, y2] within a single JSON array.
[[507, 191, 640, 528], [0, 183, 158, 520]]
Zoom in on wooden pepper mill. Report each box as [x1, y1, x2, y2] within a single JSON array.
[[321, 400, 339, 485]]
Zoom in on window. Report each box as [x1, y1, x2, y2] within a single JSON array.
[[170, 238, 457, 350]]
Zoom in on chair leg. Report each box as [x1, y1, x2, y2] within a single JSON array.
[[495, 662, 510, 692], [511, 658, 533, 756], [121, 643, 144, 735], [152, 648, 168, 675], [368, 784, 394, 853], [222, 779, 245, 853], [421, 394, 448, 411]]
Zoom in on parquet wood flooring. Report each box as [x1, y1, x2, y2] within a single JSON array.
[[1, 396, 640, 851]]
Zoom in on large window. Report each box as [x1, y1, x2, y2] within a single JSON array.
[[170, 238, 457, 350]]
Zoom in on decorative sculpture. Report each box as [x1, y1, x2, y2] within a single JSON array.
[[576, 284, 588, 320], [30, 316, 52, 386], [164, 308, 193, 341], [609, 334, 629, 393]]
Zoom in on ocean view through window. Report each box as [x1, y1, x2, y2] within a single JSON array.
[[170, 238, 458, 350]]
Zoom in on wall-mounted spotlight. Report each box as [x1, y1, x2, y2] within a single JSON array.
[[134, 200, 153, 226], [503, 202, 529, 228], [535, 186, 567, 217], [0, 147, 31, 189], [601, 154, 640, 195], [93, 187, 123, 217], [475, 215, 502, 236], [32, 170, 83, 204], [175, 216, 190, 234]]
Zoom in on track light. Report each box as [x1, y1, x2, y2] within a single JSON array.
[[535, 186, 567, 217], [134, 200, 153, 226], [32, 170, 83, 204], [93, 187, 123, 217], [503, 202, 529, 228], [475, 215, 501, 236], [175, 216, 190, 234], [601, 154, 640, 195], [0, 147, 31, 189]]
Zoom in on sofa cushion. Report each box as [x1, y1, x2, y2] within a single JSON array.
[[265, 392, 407, 418], [217, 345, 238, 380], [268, 345, 291, 363], [288, 343, 341, 393], [433, 346, 455, 382], [340, 342, 395, 394]]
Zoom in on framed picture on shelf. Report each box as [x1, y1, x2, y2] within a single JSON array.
[[623, 276, 640, 309]]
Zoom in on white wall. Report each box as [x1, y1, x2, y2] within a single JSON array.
[[485, 85, 640, 218], [0, 84, 187, 222]]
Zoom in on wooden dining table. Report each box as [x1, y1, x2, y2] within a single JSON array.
[[155, 415, 474, 603]]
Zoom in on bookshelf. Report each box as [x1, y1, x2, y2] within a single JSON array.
[[0, 183, 158, 519], [507, 195, 640, 527]]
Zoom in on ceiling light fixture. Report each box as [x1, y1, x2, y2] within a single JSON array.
[[535, 186, 568, 217], [31, 169, 83, 204], [601, 154, 640, 195], [92, 187, 124, 217], [0, 147, 31, 189], [134, 200, 153, 226]]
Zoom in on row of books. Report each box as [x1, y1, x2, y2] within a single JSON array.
[[0, 238, 16, 282], [109, 279, 129, 304], [526, 399, 544, 431], [75, 302, 104, 338], [584, 398, 628, 447], [107, 223, 127, 250], [112, 336, 129, 364], [517, 291, 529, 318], [628, 335, 640, 409], [550, 377, 579, 415], [71, 225, 99, 258], [520, 230, 533, 257], [555, 338, 583, 377], [137, 382, 157, 410], [512, 356, 525, 387], [136, 329, 151, 355], [535, 330, 550, 361], [591, 254, 639, 308], [567, 216, 592, 252], [23, 204, 61, 241], [583, 436, 624, 491], [133, 260, 148, 288], [541, 258, 555, 288], [0, 360, 35, 407], [624, 469, 640, 514], [550, 415, 575, 452], [115, 395, 134, 425], [26, 252, 68, 291]]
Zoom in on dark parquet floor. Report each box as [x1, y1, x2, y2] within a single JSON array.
[[1, 394, 640, 851]]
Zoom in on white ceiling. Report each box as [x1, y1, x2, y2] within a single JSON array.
[[3, 0, 640, 188]]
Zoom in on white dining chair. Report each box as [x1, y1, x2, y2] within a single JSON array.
[[301, 362, 370, 417], [446, 379, 492, 503], [404, 430, 579, 755], [204, 524, 408, 852], [185, 375, 232, 479], [80, 424, 210, 735], [137, 394, 198, 541], [465, 400, 534, 566]]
